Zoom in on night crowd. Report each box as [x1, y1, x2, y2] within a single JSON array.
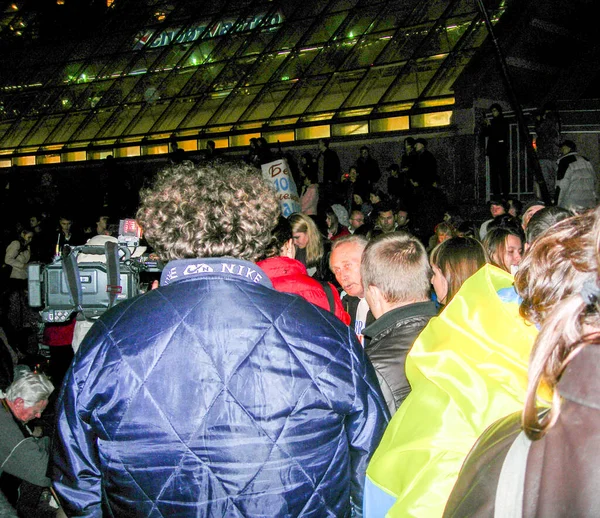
[[1, 109, 600, 517]]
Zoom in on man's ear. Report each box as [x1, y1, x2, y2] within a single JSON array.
[[13, 397, 25, 410], [366, 285, 385, 318]]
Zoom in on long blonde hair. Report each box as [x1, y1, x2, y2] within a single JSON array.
[[288, 213, 323, 267], [515, 208, 600, 439]]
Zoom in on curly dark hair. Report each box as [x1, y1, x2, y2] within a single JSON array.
[[137, 160, 280, 262]]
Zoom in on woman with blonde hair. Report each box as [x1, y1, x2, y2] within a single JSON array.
[[429, 236, 486, 306], [445, 208, 600, 516], [288, 212, 325, 278]]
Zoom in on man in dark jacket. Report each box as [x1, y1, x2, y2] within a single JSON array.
[[412, 138, 439, 188], [361, 232, 438, 415], [317, 138, 341, 209], [52, 160, 389, 517]]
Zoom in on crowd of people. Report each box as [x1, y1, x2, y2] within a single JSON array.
[[0, 123, 599, 517]]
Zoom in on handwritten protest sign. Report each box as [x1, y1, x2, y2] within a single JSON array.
[[261, 158, 301, 217]]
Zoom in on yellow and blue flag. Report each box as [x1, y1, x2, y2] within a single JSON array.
[[364, 264, 540, 517]]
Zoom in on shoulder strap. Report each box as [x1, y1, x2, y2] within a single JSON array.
[[320, 281, 336, 314], [494, 430, 532, 518], [62, 245, 83, 313], [105, 241, 121, 309]]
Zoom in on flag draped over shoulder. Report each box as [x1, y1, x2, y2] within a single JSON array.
[[364, 264, 539, 518]]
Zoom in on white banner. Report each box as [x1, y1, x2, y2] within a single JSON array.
[[261, 158, 301, 217]]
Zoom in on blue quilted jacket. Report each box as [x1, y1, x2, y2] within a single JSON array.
[[52, 258, 389, 517]]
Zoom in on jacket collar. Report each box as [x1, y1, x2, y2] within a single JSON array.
[[160, 258, 273, 289], [363, 301, 438, 339]]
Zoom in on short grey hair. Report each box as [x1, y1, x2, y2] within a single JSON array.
[[4, 371, 54, 407], [361, 232, 431, 303], [330, 233, 368, 253], [329, 234, 369, 270]]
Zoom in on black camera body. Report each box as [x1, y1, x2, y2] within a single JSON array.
[[28, 251, 142, 323], [28, 220, 161, 323]]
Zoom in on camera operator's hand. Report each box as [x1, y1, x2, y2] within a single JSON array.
[[151, 280, 159, 290]]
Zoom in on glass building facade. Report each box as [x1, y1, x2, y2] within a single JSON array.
[[0, 0, 508, 166]]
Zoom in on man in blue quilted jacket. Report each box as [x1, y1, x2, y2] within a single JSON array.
[[52, 159, 389, 517]]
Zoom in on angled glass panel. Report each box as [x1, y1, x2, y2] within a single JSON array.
[[208, 84, 263, 125], [370, 0, 423, 32], [184, 38, 219, 67], [199, 34, 247, 63], [272, 76, 328, 118], [340, 31, 393, 70], [2, 119, 36, 148], [423, 48, 476, 98], [44, 113, 88, 145], [21, 116, 62, 147], [443, 15, 481, 48], [382, 61, 432, 104], [447, 0, 481, 17], [75, 109, 119, 142], [286, 0, 329, 20], [420, 0, 454, 22], [306, 70, 363, 113], [342, 66, 399, 108], [415, 15, 477, 59], [74, 80, 114, 114], [121, 103, 167, 136], [150, 40, 201, 73], [244, 52, 288, 86], [0, 121, 12, 143], [150, 100, 196, 133], [178, 94, 230, 130], [265, 18, 314, 51], [242, 29, 278, 58], [210, 58, 253, 95], [178, 62, 226, 98], [240, 81, 295, 122], [90, 53, 132, 80], [277, 50, 319, 82], [67, 83, 98, 111], [374, 26, 428, 65], [96, 104, 144, 139], [305, 13, 348, 45], [303, 45, 352, 76], [2, 92, 42, 119], [343, 5, 385, 38], [326, 0, 361, 13], [139, 69, 185, 101], [161, 69, 196, 100], [113, 75, 157, 105]]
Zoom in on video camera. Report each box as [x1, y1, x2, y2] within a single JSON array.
[[28, 219, 162, 323]]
